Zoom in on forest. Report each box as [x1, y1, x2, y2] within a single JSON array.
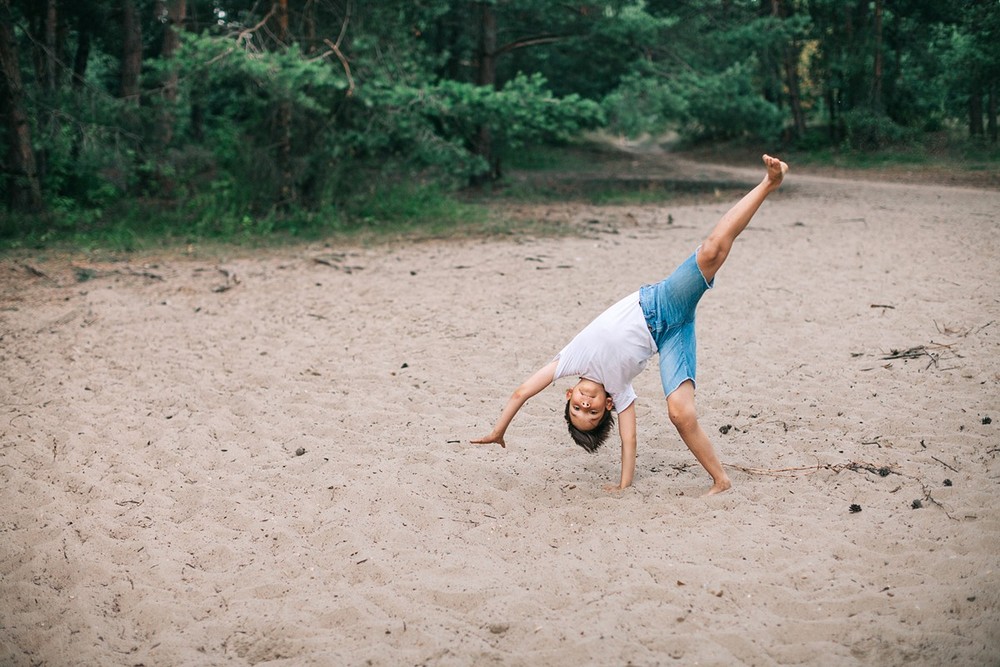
[[1, 0, 998, 248]]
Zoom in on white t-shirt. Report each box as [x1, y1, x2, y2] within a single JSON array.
[[553, 290, 657, 412]]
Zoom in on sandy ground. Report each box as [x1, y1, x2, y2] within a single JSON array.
[[1, 160, 998, 666]]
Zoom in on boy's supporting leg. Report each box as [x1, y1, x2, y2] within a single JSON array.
[[666, 381, 731, 496], [697, 154, 787, 283]]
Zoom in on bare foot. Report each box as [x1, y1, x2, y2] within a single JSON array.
[[701, 476, 732, 497], [762, 154, 788, 191]]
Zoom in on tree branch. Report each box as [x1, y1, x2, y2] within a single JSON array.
[[335, 0, 353, 48], [236, 4, 276, 51], [323, 38, 355, 97], [493, 34, 564, 58]]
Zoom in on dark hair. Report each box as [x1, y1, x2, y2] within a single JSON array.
[[564, 399, 615, 453]]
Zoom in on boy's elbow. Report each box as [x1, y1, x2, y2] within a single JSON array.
[[512, 382, 542, 403], [511, 386, 531, 402]]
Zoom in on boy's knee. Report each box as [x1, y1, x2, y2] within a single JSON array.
[[698, 236, 728, 269], [667, 395, 698, 431]]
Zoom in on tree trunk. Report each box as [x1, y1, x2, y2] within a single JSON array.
[[784, 47, 806, 139], [988, 81, 997, 144], [476, 3, 497, 88], [272, 0, 294, 207], [472, 1, 498, 185], [826, 88, 842, 143], [969, 85, 983, 137], [70, 21, 90, 162], [772, 0, 805, 140], [72, 27, 90, 93], [44, 0, 57, 92], [0, 0, 44, 212], [871, 0, 883, 112], [156, 0, 185, 148], [120, 0, 142, 102], [275, 0, 289, 44]]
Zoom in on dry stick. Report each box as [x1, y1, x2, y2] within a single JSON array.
[[729, 460, 961, 519], [930, 456, 958, 472], [725, 464, 825, 477], [883, 346, 926, 360], [724, 461, 882, 477], [20, 263, 51, 279]]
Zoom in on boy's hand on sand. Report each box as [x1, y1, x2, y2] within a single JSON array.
[[471, 433, 506, 448]]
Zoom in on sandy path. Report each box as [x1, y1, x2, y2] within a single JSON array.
[[1, 167, 998, 666]]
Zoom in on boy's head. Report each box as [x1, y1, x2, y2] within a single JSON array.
[[564, 379, 615, 452]]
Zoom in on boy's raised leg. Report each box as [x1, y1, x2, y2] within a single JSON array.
[[696, 154, 787, 283]]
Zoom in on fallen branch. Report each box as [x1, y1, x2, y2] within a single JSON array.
[[881, 342, 959, 370], [882, 346, 928, 360], [20, 263, 52, 280], [728, 460, 961, 519], [930, 456, 958, 472], [724, 460, 891, 478]]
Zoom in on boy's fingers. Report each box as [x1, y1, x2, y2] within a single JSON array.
[[470, 438, 505, 448]]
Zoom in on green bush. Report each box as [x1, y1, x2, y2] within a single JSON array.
[[681, 63, 784, 142], [841, 110, 914, 150], [601, 71, 688, 138]]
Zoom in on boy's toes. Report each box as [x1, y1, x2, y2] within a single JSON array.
[[762, 154, 788, 180]]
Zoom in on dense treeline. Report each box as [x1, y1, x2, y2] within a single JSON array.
[[1, 1, 997, 242]]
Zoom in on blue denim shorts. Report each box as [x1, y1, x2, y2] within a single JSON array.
[[639, 251, 714, 397]]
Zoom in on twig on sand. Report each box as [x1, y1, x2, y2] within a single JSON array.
[[213, 267, 240, 292], [930, 456, 958, 472], [881, 342, 958, 370], [728, 460, 962, 520], [882, 345, 928, 360], [20, 263, 52, 280], [725, 460, 890, 478], [974, 320, 995, 335]]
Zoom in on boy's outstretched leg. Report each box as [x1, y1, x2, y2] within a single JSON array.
[[667, 381, 731, 496], [697, 154, 788, 283]]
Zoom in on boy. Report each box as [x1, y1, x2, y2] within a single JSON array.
[[472, 154, 788, 496]]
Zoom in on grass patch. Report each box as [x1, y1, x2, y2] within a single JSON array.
[[0, 182, 507, 256], [788, 132, 1000, 173], [5, 134, 995, 258], [503, 142, 635, 174], [487, 175, 747, 205]]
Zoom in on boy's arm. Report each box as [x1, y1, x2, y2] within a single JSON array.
[[471, 360, 558, 448], [604, 402, 637, 492]]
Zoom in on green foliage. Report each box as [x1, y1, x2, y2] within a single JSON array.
[[604, 61, 783, 143], [840, 110, 915, 150], [347, 181, 487, 235], [680, 62, 784, 142], [602, 70, 688, 138], [1, 0, 997, 249], [425, 74, 603, 159]]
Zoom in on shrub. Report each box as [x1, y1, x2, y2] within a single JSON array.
[[841, 110, 914, 150]]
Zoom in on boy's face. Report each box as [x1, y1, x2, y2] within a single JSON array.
[[565, 379, 613, 431]]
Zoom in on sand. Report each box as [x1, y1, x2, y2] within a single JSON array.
[[1, 161, 998, 666]]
